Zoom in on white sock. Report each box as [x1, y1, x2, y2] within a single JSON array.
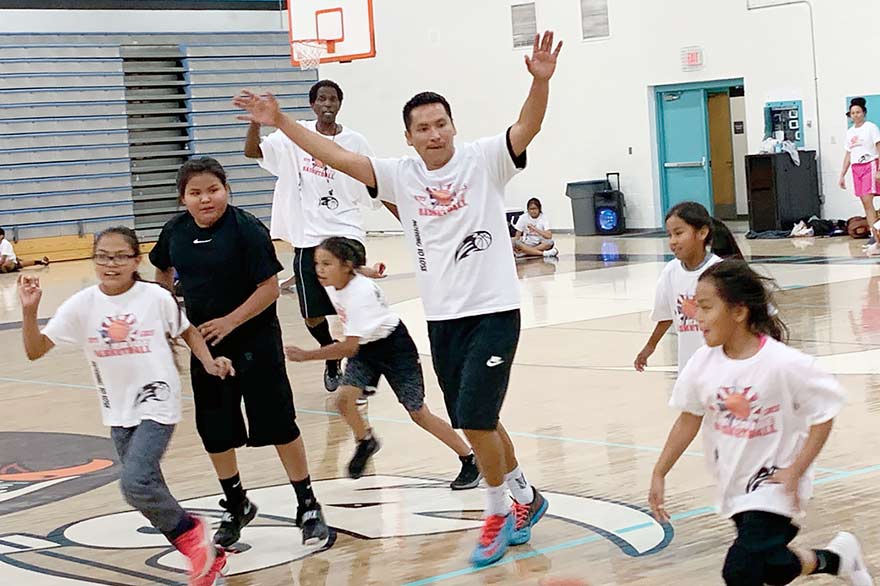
[[504, 467, 534, 504], [485, 484, 509, 517]]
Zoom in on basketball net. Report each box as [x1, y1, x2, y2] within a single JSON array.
[[292, 39, 328, 70]]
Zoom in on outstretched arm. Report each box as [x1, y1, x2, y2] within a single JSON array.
[[508, 31, 563, 157], [234, 91, 377, 188], [244, 121, 263, 159], [286, 336, 360, 362]]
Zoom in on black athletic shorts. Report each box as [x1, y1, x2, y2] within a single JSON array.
[[341, 321, 424, 412], [190, 322, 299, 453], [731, 511, 799, 552], [427, 309, 520, 430], [723, 511, 801, 585], [294, 240, 367, 320]]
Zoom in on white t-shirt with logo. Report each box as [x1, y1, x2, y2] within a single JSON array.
[[42, 281, 189, 428], [650, 254, 722, 370], [670, 337, 845, 519], [325, 273, 400, 344], [370, 131, 524, 321], [0, 238, 16, 263], [259, 121, 375, 248], [845, 121, 880, 164], [514, 212, 551, 246]]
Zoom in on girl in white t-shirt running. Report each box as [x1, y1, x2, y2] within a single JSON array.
[[512, 197, 558, 258], [635, 201, 743, 372], [19, 227, 235, 586], [650, 260, 871, 586], [284, 237, 481, 489]]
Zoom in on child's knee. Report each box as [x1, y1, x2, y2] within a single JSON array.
[[119, 466, 153, 508], [408, 406, 430, 425], [337, 386, 361, 409]]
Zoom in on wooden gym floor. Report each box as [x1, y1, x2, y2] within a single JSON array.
[[1, 231, 879, 586]]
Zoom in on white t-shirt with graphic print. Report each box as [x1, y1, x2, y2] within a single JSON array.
[[370, 131, 524, 321], [845, 121, 880, 164], [325, 274, 400, 344], [670, 337, 845, 519], [514, 212, 551, 246], [42, 281, 190, 428], [650, 254, 722, 370], [259, 121, 375, 248]]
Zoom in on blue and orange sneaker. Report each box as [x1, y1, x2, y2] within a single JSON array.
[[509, 488, 548, 546], [470, 513, 514, 567]]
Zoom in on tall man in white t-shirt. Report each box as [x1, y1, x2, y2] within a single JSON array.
[[235, 31, 562, 567], [245, 80, 389, 392]]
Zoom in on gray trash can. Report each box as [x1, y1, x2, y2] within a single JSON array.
[[565, 179, 609, 236]]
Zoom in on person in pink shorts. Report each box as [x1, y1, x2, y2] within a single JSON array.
[[839, 97, 880, 255]]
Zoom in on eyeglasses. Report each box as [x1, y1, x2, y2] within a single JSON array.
[[92, 253, 138, 266]]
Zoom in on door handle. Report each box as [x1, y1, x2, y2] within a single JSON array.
[[664, 157, 706, 169]]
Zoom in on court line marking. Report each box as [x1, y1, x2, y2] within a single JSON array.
[[402, 465, 880, 586], [0, 375, 845, 476], [0, 374, 866, 584]]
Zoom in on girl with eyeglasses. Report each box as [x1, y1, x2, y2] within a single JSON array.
[[18, 226, 234, 586]]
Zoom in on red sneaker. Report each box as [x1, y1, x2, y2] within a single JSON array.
[[470, 513, 513, 567], [173, 516, 215, 579], [191, 549, 228, 586]]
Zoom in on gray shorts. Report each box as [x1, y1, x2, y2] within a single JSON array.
[[342, 321, 424, 412]]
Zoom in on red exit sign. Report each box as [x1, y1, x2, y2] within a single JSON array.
[[681, 46, 704, 71]]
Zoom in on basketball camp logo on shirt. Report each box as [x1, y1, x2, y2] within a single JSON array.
[[90, 313, 152, 357], [303, 155, 334, 180], [455, 230, 493, 263], [0, 474, 672, 584], [413, 183, 469, 216], [712, 386, 780, 439], [675, 294, 700, 332]]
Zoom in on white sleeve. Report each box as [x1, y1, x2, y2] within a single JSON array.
[[541, 215, 551, 231], [257, 131, 295, 177], [0, 240, 12, 256], [159, 288, 190, 337], [368, 157, 400, 204], [513, 214, 528, 233], [788, 352, 846, 425], [41, 293, 86, 346], [649, 269, 673, 322], [668, 353, 706, 415], [350, 135, 383, 210], [872, 123, 880, 146], [474, 130, 526, 188]]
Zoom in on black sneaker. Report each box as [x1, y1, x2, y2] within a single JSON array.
[[297, 503, 330, 546], [324, 360, 341, 392], [450, 454, 482, 490], [347, 435, 381, 479], [213, 498, 258, 547]]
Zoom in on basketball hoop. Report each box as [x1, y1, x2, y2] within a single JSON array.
[[292, 39, 332, 70]]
